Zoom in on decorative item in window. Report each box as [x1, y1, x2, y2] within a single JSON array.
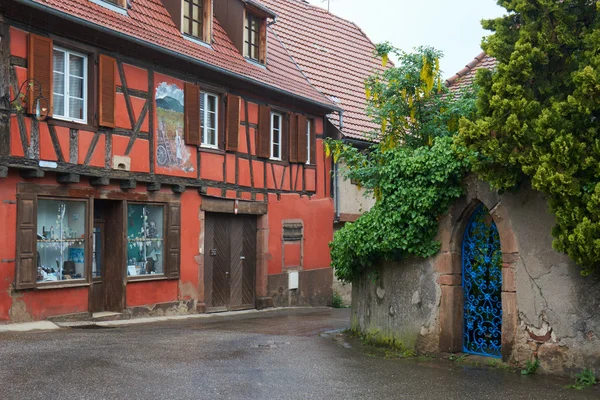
[[155, 82, 195, 173], [36, 199, 87, 282], [3, 78, 49, 121], [127, 204, 165, 276]]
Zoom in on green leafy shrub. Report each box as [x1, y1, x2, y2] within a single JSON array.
[[567, 368, 597, 390], [327, 45, 475, 283], [331, 291, 344, 308], [521, 359, 540, 375], [455, 0, 600, 276]]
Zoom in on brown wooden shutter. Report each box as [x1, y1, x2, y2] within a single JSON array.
[[259, 20, 267, 64], [297, 115, 308, 163], [184, 83, 201, 146], [309, 119, 316, 165], [166, 203, 180, 279], [99, 55, 117, 128], [281, 112, 289, 162], [288, 113, 298, 162], [257, 104, 271, 158], [226, 94, 240, 151], [15, 194, 37, 290], [27, 34, 53, 117]]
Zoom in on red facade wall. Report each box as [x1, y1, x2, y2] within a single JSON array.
[[1, 23, 335, 322]]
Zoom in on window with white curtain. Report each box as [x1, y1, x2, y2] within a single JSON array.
[[200, 92, 219, 147], [53, 47, 88, 123]]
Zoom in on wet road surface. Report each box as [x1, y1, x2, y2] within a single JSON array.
[[0, 308, 598, 399]]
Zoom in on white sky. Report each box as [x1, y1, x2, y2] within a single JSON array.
[[305, 0, 506, 78]]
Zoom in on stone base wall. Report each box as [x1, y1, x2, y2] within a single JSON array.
[[351, 177, 600, 377], [267, 268, 333, 308]]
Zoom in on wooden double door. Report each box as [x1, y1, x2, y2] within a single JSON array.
[[204, 213, 257, 312]]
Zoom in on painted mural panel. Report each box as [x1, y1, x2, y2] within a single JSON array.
[[155, 82, 195, 173]]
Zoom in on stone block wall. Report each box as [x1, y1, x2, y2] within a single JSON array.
[[351, 176, 600, 376]]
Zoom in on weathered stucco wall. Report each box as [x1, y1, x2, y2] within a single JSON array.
[[351, 177, 600, 376], [337, 162, 376, 218]]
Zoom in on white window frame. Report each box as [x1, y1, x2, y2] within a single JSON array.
[[306, 119, 311, 164], [201, 92, 219, 148], [52, 47, 88, 124], [270, 112, 282, 161]]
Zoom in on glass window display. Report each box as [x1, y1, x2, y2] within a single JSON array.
[[127, 204, 165, 276], [36, 199, 87, 282]]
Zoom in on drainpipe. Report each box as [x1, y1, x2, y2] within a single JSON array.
[[334, 109, 344, 223]]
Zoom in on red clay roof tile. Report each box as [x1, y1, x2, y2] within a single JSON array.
[[256, 0, 388, 141], [24, 0, 336, 109]]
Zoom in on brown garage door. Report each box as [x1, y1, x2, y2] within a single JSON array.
[[204, 213, 257, 312]]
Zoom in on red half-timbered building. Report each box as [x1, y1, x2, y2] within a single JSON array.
[[0, 0, 338, 322]]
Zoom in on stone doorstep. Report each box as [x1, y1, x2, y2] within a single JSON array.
[[0, 306, 333, 332]]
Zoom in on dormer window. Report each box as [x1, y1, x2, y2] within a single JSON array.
[[243, 10, 267, 64], [103, 0, 125, 6], [182, 0, 212, 43], [244, 13, 261, 61]]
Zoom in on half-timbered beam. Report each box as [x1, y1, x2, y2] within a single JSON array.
[[0, 166, 8, 178]]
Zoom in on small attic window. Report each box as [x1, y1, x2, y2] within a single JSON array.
[[244, 11, 266, 64], [90, 0, 128, 14], [183, 0, 212, 43]]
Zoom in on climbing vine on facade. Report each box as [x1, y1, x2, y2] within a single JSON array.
[[455, 0, 600, 276], [328, 45, 476, 283]]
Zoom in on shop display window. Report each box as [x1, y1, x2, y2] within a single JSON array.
[[36, 199, 87, 282], [127, 204, 165, 276]]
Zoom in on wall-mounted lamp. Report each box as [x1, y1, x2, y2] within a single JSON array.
[[3, 78, 49, 121]]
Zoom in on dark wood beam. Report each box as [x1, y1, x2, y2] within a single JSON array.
[[90, 176, 110, 186], [171, 184, 185, 194], [57, 173, 80, 184], [0, 166, 7, 178], [147, 182, 161, 192], [120, 178, 136, 190], [19, 168, 44, 179]]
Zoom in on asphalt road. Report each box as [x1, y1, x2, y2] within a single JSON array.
[[0, 308, 597, 399]]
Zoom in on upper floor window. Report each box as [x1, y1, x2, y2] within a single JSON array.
[[200, 92, 219, 148], [53, 47, 88, 124], [182, 0, 212, 43], [103, 0, 125, 6], [270, 112, 282, 160], [244, 12, 261, 62], [89, 0, 128, 14]]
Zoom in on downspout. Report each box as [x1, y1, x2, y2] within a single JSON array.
[[334, 109, 344, 223]]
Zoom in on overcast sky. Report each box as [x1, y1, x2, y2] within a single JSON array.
[[306, 0, 506, 78]]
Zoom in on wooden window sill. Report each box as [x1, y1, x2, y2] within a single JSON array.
[[198, 147, 225, 155], [47, 118, 98, 133], [127, 275, 169, 283], [36, 281, 90, 290]]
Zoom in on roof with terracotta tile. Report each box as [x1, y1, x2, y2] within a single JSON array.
[[19, 0, 337, 110], [256, 0, 388, 141], [445, 52, 497, 94]]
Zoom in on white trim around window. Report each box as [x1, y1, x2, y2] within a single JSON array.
[[200, 92, 219, 148], [270, 111, 282, 160], [306, 119, 311, 164], [52, 47, 88, 124]]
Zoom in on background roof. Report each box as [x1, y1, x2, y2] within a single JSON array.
[[258, 0, 388, 141]]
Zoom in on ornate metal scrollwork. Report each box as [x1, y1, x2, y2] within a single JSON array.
[[462, 204, 502, 358]]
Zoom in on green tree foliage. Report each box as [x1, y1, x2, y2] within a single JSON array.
[[328, 45, 476, 283], [455, 0, 600, 276]]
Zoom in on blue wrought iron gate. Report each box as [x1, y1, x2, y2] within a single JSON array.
[[462, 204, 502, 358]]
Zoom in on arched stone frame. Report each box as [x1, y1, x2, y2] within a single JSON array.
[[437, 191, 519, 361]]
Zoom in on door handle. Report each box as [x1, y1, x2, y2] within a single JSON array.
[[240, 256, 246, 260]]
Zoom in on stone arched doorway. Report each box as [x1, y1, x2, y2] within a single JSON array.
[[461, 204, 502, 357], [438, 196, 518, 361]]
